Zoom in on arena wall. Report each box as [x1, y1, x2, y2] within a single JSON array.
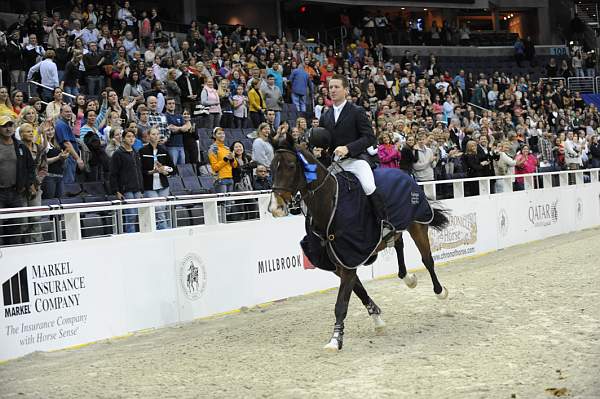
[[1, 183, 598, 361]]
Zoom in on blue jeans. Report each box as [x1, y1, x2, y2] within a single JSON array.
[[144, 187, 171, 230], [214, 178, 233, 193], [167, 146, 186, 165], [86, 75, 104, 96], [123, 191, 143, 233], [63, 85, 80, 103], [273, 111, 281, 129], [292, 93, 306, 113], [62, 156, 77, 184]]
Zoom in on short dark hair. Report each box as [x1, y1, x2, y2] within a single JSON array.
[[330, 74, 349, 88], [123, 128, 137, 138]]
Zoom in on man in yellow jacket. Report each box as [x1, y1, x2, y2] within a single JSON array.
[[208, 127, 237, 193]]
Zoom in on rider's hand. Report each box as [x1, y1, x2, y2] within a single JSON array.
[[333, 146, 349, 159]]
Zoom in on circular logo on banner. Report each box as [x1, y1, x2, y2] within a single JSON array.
[[498, 208, 509, 237], [178, 253, 207, 301], [576, 198, 583, 220]]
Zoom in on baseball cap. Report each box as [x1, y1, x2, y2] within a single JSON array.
[[0, 115, 15, 126]]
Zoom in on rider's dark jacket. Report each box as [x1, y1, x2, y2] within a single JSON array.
[[319, 101, 376, 158]]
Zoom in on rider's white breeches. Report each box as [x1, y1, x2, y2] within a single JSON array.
[[335, 158, 376, 196]]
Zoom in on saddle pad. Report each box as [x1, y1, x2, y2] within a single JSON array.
[[375, 168, 434, 230]]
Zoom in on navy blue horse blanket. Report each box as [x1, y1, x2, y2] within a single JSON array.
[[301, 168, 433, 270]]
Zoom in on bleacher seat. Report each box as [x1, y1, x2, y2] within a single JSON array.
[[59, 196, 85, 204], [62, 183, 82, 197], [177, 163, 197, 177], [198, 175, 216, 192], [167, 175, 190, 196], [182, 176, 208, 194], [82, 182, 107, 196]]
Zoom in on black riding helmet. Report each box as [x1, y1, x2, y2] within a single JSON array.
[[307, 127, 331, 149]]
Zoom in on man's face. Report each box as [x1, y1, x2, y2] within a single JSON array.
[[145, 67, 154, 78], [29, 35, 36, 45], [123, 132, 135, 146], [266, 111, 275, 123], [329, 78, 346, 103], [166, 100, 176, 112], [256, 166, 268, 178], [0, 123, 15, 138], [147, 98, 157, 112], [267, 77, 275, 86], [60, 106, 72, 120]]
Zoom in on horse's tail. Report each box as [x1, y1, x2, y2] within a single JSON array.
[[429, 201, 450, 231]]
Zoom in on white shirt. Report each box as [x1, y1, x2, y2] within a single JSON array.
[[27, 58, 59, 88], [333, 100, 347, 124]]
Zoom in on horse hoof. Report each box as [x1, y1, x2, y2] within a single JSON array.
[[436, 286, 449, 300], [324, 338, 342, 352], [372, 314, 386, 334], [404, 273, 418, 289]]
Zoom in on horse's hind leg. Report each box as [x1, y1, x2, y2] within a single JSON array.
[[394, 233, 417, 289], [324, 266, 357, 351], [408, 223, 448, 299]]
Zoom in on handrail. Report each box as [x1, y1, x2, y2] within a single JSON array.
[[467, 102, 491, 113], [0, 169, 598, 220], [27, 80, 76, 99]]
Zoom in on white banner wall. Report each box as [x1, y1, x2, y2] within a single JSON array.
[[1, 185, 599, 361]]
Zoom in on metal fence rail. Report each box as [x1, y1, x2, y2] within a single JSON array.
[[0, 170, 599, 248]]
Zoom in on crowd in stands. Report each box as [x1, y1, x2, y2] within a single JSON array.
[[1, 2, 600, 242]]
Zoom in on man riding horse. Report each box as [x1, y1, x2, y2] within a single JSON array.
[[318, 73, 395, 244]]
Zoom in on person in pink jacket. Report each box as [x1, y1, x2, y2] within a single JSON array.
[[377, 132, 401, 169], [515, 144, 538, 189]]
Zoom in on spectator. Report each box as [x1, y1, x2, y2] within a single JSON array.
[[377, 132, 401, 168], [176, 63, 200, 113], [165, 68, 182, 114], [109, 128, 144, 233], [201, 78, 221, 130], [564, 131, 581, 170], [45, 87, 65, 120], [514, 37, 525, 67], [248, 78, 265, 128], [55, 104, 84, 183], [139, 127, 174, 230], [231, 141, 256, 192], [81, 42, 104, 95], [217, 79, 233, 128], [413, 133, 436, 182], [208, 127, 237, 193], [41, 123, 67, 199], [261, 74, 283, 128], [399, 134, 417, 173], [123, 70, 144, 104], [289, 60, 312, 115], [463, 140, 488, 196], [27, 49, 59, 101], [253, 164, 272, 190], [252, 122, 274, 168], [164, 97, 191, 165], [231, 85, 248, 129], [0, 116, 35, 244], [514, 144, 538, 190], [146, 95, 168, 140], [19, 122, 47, 242]]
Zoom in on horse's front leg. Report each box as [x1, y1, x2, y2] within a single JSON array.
[[324, 266, 357, 351]]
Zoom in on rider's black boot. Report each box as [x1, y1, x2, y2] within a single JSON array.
[[368, 189, 395, 246]]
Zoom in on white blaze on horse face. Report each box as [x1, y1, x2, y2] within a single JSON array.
[[269, 192, 289, 217]]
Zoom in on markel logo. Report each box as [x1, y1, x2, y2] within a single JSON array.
[[3, 268, 31, 317], [178, 253, 207, 301], [528, 200, 558, 227]]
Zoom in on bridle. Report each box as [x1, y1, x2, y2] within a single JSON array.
[[272, 148, 334, 206]]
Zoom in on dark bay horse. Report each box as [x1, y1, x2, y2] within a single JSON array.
[[269, 139, 450, 351]]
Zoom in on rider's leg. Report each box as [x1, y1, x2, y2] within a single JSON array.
[[338, 159, 394, 239]]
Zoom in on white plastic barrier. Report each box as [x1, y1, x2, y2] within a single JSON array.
[[1, 181, 599, 361]]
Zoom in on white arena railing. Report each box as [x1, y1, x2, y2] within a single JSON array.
[[1, 168, 599, 247]]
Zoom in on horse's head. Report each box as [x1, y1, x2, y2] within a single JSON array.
[[269, 132, 307, 217]]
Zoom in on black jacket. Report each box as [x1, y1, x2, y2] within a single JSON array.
[[11, 138, 36, 193], [109, 146, 144, 194], [463, 153, 486, 178], [319, 102, 375, 158], [138, 144, 175, 191], [176, 72, 201, 102]]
